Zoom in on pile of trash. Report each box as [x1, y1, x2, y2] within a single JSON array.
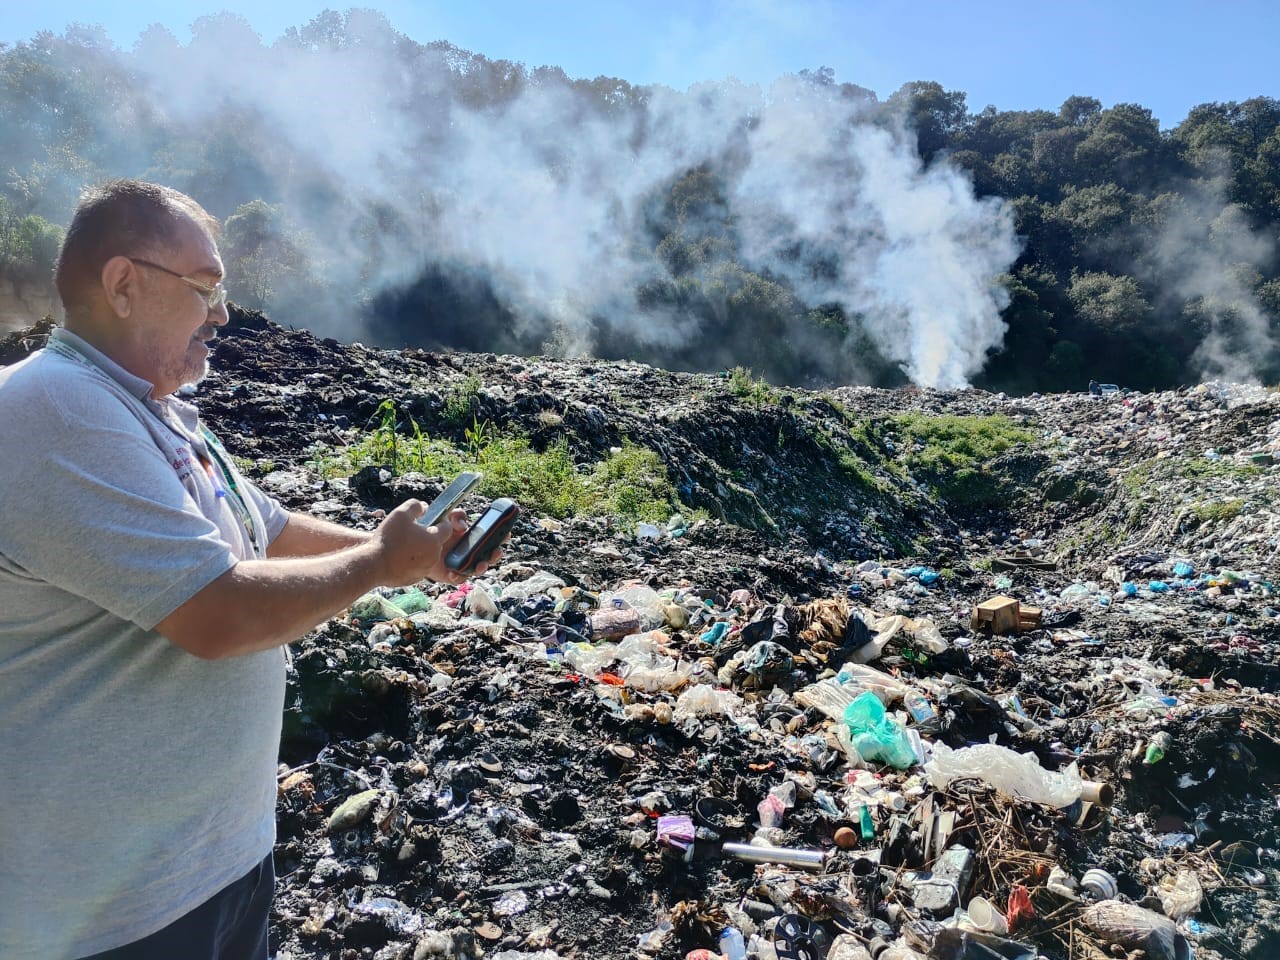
[[270, 543, 1278, 960], [4, 312, 1278, 960]]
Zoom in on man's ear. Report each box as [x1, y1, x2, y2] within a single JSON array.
[[100, 256, 136, 319]]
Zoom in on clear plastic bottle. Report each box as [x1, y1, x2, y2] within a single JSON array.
[[902, 690, 939, 733], [720, 927, 748, 960]]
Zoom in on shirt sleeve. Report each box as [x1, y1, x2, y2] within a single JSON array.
[[0, 368, 239, 630], [241, 474, 291, 545]]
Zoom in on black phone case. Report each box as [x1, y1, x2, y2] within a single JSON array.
[[445, 499, 519, 571]]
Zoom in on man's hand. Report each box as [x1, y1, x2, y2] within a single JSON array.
[[372, 500, 504, 586], [155, 499, 509, 659]]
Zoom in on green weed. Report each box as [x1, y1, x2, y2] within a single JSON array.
[[727, 366, 779, 406], [311, 402, 679, 522], [1192, 499, 1245, 523], [889, 413, 1035, 509], [442, 374, 482, 428]]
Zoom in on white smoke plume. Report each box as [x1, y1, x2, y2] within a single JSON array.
[[37, 14, 1022, 387], [1148, 182, 1277, 384]]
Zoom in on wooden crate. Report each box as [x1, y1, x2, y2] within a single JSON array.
[[970, 595, 1022, 635]]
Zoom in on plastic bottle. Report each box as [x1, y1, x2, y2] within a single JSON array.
[[858, 803, 876, 840], [902, 690, 939, 733], [720, 926, 747, 960], [1144, 731, 1172, 765]]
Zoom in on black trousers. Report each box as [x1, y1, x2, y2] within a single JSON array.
[[82, 853, 274, 960]]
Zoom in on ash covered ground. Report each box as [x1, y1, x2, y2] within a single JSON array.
[[5, 310, 1280, 960]]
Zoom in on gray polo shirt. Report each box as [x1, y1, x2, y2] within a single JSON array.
[[0, 329, 291, 958]]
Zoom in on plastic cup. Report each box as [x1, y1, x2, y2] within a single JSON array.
[[967, 896, 1009, 934]]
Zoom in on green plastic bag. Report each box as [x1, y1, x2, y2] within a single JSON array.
[[350, 592, 407, 623], [389, 588, 432, 615], [844, 691, 916, 769]]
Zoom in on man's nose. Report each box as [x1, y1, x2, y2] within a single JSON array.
[[209, 298, 230, 326]]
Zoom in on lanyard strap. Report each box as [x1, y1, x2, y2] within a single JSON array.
[[198, 426, 262, 555]]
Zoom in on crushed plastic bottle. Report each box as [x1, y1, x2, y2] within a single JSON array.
[[902, 690, 940, 734]]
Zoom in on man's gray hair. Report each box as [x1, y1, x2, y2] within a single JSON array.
[[54, 179, 219, 318]]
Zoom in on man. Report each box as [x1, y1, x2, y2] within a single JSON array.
[[0, 180, 496, 959]]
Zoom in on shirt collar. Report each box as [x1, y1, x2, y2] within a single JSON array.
[[49, 327, 158, 403]]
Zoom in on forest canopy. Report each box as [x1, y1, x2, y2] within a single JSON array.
[[1, 11, 1277, 392]]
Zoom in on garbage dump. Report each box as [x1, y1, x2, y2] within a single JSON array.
[[4, 311, 1279, 960]]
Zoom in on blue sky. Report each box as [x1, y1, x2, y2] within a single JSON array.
[[1, 0, 1274, 127]]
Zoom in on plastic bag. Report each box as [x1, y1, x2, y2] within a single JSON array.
[[845, 608, 948, 663], [1082, 900, 1190, 960], [563, 641, 617, 678], [827, 935, 872, 960], [843, 691, 915, 769], [349, 591, 406, 623], [389, 587, 432, 615], [603, 584, 666, 630], [795, 678, 864, 720], [617, 634, 693, 692], [501, 570, 566, 602], [462, 584, 500, 620], [925, 743, 1083, 808], [673, 684, 743, 720], [1157, 868, 1203, 921]]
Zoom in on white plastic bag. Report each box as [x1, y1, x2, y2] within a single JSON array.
[[1157, 868, 1203, 921], [673, 683, 743, 720], [925, 742, 1083, 808]]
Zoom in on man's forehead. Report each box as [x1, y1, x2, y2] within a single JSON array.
[[173, 215, 224, 279]]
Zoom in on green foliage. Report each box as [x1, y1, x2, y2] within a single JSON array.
[[311, 401, 678, 522], [1068, 271, 1151, 332], [591, 443, 679, 522], [1123, 456, 1262, 491], [221, 200, 319, 312], [889, 413, 1035, 508], [2, 22, 1279, 393], [1119, 457, 1258, 531], [1192, 499, 1245, 523], [443, 374, 483, 429], [0, 198, 63, 285], [727, 366, 778, 405]]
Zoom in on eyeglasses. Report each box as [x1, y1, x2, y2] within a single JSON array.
[[129, 257, 228, 310]]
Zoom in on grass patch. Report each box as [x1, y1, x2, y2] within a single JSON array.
[[1124, 456, 1261, 492], [309, 401, 679, 522], [592, 444, 680, 522], [889, 413, 1035, 509], [1191, 499, 1245, 524], [727, 366, 779, 406], [442, 374, 483, 428]]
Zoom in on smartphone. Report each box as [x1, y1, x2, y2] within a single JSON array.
[[418, 471, 482, 528], [445, 497, 520, 572]]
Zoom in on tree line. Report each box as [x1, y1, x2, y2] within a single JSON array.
[[0, 13, 1276, 390]]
